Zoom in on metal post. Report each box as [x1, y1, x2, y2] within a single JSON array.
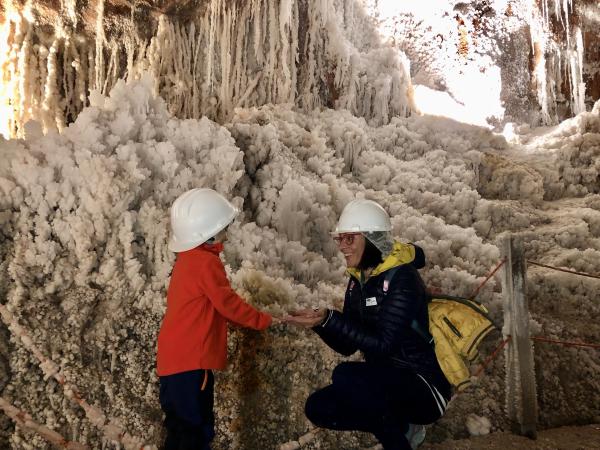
[[500, 233, 537, 439]]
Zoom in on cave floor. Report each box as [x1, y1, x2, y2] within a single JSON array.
[[421, 423, 600, 450]]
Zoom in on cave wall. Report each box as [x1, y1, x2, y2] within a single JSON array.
[[1, 0, 599, 137], [0, 0, 412, 139], [362, 0, 600, 127], [0, 1, 599, 449]]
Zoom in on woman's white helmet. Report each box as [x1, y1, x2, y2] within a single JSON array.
[[334, 199, 392, 233], [169, 188, 239, 252]]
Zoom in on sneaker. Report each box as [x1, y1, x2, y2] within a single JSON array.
[[404, 424, 426, 449]]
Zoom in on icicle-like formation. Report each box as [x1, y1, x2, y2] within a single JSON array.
[[0, 2, 25, 137], [562, 0, 571, 42], [529, 1, 552, 124], [0, 1, 96, 137], [0, 0, 412, 137], [527, 0, 587, 124], [94, 0, 105, 92], [569, 27, 586, 115], [541, 0, 549, 28]]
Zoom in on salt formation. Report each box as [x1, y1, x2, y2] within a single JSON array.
[[466, 413, 492, 436], [528, 0, 588, 124], [0, 75, 239, 448], [1, 73, 599, 448], [361, 0, 593, 126], [0, 0, 599, 448], [0, 0, 412, 140], [1, 0, 596, 134]]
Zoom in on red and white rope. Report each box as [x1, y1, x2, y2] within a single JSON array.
[[0, 304, 151, 449], [0, 396, 89, 449]]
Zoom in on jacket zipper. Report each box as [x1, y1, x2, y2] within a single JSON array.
[[358, 271, 365, 322]]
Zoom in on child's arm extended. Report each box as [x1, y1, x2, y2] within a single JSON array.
[[198, 257, 272, 330]]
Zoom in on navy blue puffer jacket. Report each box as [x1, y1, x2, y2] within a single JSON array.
[[314, 242, 449, 387]]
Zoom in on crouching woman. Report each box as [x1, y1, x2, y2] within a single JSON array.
[[287, 199, 451, 450]]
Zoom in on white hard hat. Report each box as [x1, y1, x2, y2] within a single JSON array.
[[334, 199, 392, 233], [168, 188, 239, 252]]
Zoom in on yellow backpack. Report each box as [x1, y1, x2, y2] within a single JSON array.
[[383, 268, 497, 391], [424, 295, 496, 391]]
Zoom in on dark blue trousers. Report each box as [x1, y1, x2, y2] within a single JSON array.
[[305, 362, 450, 450], [159, 370, 215, 450]]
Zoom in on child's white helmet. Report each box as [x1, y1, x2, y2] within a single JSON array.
[[334, 199, 391, 233], [169, 188, 238, 252]]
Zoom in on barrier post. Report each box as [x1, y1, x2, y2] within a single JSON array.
[[500, 233, 537, 439]]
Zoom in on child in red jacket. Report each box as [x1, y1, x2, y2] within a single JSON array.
[[157, 188, 275, 450]]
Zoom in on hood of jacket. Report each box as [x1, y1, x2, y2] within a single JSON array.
[[346, 241, 419, 280]]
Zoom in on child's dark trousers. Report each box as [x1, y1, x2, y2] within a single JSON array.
[[159, 369, 215, 450]]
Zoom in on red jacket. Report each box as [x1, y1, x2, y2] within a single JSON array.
[[157, 243, 272, 376]]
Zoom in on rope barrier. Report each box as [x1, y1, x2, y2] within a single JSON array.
[[474, 336, 512, 378], [531, 336, 600, 349], [527, 260, 600, 281], [427, 286, 443, 296], [0, 304, 151, 450], [469, 258, 506, 300], [0, 397, 89, 449]]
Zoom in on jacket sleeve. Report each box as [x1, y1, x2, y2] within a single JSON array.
[[313, 311, 358, 356], [198, 256, 272, 330], [311, 280, 358, 356], [316, 267, 423, 356]]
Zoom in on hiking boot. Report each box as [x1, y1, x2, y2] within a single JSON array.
[[404, 424, 426, 449]]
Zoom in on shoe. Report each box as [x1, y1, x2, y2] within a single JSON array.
[[404, 424, 426, 449]]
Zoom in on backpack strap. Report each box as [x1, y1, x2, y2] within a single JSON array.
[[383, 266, 434, 346]]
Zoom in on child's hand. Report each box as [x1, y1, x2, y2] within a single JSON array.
[[270, 315, 285, 325], [288, 308, 323, 319], [284, 308, 328, 328]]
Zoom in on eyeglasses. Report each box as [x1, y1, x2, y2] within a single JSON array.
[[333, 233, 360, 246]]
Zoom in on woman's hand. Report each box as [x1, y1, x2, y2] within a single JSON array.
[[284, 308, 328, 328]]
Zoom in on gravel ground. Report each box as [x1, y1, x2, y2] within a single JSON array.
[[421, 424, 600, 450]]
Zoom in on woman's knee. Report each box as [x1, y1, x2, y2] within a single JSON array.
[[331, 361, 355, 382], [332, 361, 368, 387], [304, 389, 333, 427], [304, 391, 321, 425]]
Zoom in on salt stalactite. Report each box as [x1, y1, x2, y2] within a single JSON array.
[[528, 0, 586, 124], [0, 2, 22, 137], [42, 37, 64, 132], [0, 0, 412, 137], [0, 1, 88, 136], [529, 0, 552, 124], [569, 27, 586, 115], [554, 0, 585, 118], [280, 0, 295, 101], [562, 0, 571, 43], [545, 40, 563, 124], [16, 2, 32, 133], [94, 0, 105, 93]]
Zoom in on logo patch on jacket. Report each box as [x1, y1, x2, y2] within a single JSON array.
[[365, 297, 377, 307]]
